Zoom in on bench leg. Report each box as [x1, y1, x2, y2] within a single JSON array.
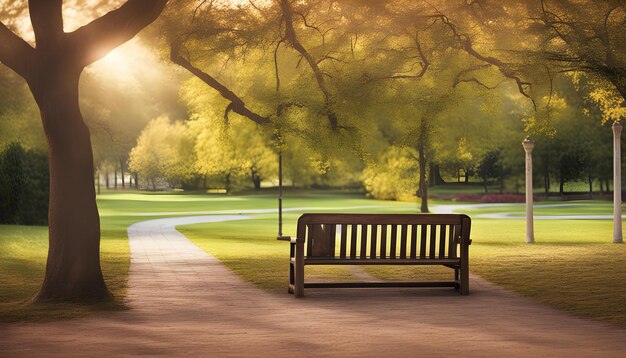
[[288, 262, 294, 294], [294, 261, 304, 297], [294, 239, 305, 297], [460, 262, 469, 295]]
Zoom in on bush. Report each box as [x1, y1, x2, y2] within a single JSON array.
[[0, 143, 49, 225], [363, 146, 418, 201]]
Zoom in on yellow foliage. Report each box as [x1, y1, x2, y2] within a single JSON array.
[[362, 146, 418, 201]]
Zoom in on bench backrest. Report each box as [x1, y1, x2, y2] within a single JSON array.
[[297, 213, 471, 260]]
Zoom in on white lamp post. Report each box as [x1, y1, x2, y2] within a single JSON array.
[[523, 137, 535, 243], [613, 121, 623, 243]]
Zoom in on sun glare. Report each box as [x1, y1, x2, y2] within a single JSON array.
[[87, 38, 165, 88]]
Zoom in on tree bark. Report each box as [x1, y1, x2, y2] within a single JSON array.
[[114, 166, 118, 189], [251, 170, 262, 191], [120, 157, 125, 188], [543, 159, 550, 197], [418, 143, 429, 213], [30, 68, 109, 301], [225, 173, 231, 194]]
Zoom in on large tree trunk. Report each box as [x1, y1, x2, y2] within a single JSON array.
[[0, 0, 167, 302], [31, 69, 109, 301]]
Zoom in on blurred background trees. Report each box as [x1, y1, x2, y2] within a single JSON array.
[[1, 0, 623, 206]]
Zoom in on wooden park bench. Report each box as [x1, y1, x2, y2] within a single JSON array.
[[286, 213, 472, 297]]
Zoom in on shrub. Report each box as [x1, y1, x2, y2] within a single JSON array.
[[363, 146, 418, 201], [0, 143, 49, 225]]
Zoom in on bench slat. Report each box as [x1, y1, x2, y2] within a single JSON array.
[[350, 224, 357, 259], [450, 224, 460, 258], [420, 225, 427, 258], [340, 224, 347, 259], [360, 224, 368, 259], [410, 224, 417, 259], [380, 225, 387, 259], [400, 224, 408, 259], [370, 224, 378, 259], [329, 224, 336, 258], [439, 224, 447, 259], [429, 224, 436, 259], [390, 225, 397, 259]]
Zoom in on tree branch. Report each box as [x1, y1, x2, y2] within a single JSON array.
[[433, 13, 537, 110], [0, 21, 35, 79], [69, 0, 168, 66], [279, 0, 339, 129], [28, 0, 63, 50], [170, 42, 270, 126]]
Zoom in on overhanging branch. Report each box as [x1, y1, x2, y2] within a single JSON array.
[[69, 0, 168, 67], [0, 21, 35, 79], [170, 42, 270, 126]]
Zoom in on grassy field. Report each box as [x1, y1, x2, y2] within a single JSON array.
[[0, 223, 130, 321], [448, 200, 618, 217], [2, 190, 626, 328]]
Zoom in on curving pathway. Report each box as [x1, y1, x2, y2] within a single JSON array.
[[2, 214, 626, 357]]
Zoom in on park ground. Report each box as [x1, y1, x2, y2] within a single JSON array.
[[1, 189, 625, 330]]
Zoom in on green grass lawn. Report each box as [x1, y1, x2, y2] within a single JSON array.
[[451, 200, 621, 217], [2, 190, 626, 329], [0, 224, 130, 321]]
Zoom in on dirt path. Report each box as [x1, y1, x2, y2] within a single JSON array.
[[2, 215, 625, 357]]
